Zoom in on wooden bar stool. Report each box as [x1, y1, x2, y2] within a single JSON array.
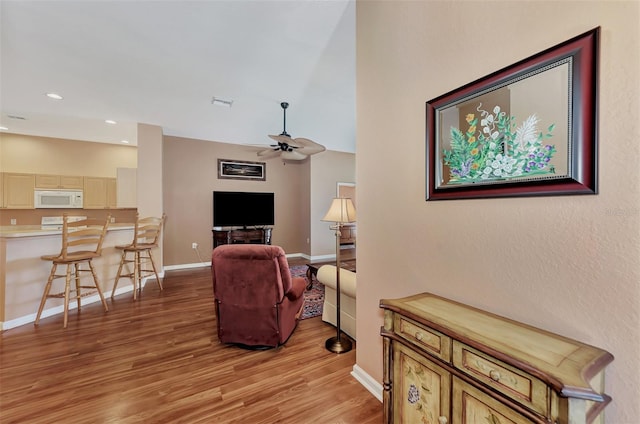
[[35, 214, 111, 328], [111, 213, 165, 300]]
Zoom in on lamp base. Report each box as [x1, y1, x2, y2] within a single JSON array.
[[325, 335, 352, 354]]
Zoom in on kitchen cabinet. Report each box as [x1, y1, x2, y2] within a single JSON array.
[[35, 174, 84, 189], [116, 167, 137, 208], [84, 177, 117, 209], [380, 292, 613, 424], [107, 178, 117, 208], [2, 173, 35, 209]]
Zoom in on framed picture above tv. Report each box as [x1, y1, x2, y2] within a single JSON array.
[[218, 159, 266, 181]]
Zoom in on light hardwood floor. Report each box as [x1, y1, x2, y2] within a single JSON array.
[[0, 261, 381, 423]]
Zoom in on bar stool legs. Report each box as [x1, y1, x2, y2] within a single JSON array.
[[111, 214, 165, 300], [35, 260, 109, 328], [111, 248, 163, 300]]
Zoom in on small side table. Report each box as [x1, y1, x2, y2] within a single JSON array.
[[305, 264, 319, 290]]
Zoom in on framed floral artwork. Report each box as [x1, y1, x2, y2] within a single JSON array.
[[426, 27, 599, 200]]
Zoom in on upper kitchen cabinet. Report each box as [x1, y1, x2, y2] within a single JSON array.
[[35, 174, 84, 190], [116, 168, 137, 208], [2, 173, 36, 209], [107, 178, 117, 208], [84, 177, 117, 209]]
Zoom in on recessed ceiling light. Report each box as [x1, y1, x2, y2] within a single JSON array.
[[121, 140, 130, 144], [46, 92, 63, 100], [0, 126, 8, 131], [211, 96, 233, 107], [105, 120, 117, 125]]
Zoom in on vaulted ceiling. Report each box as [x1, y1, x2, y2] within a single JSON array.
[[0, 1, 356, 153]]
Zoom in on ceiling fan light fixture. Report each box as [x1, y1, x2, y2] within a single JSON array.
[[258, 101, 325, 161], [211, 97, 233, 107]]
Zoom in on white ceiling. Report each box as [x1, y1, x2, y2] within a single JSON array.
[[0, 0, 356, 153]]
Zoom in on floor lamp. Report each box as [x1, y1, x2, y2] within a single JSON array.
[[322, 197, 356, 354]]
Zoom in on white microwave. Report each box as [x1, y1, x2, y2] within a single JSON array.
[[35, 190, 83, 209]]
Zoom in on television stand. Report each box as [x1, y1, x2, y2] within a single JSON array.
[[212, 228, 272, 248]]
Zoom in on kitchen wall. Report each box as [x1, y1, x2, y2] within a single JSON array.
[[0, 133, 138, 226], [355, 1, 639, 422], [0, 133, 137, 175]]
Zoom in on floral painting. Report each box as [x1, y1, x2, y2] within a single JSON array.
[[426, 28, 598, 200], [442, 104, 556, 184]]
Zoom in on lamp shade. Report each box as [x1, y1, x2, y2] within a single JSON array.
[[322, 198, 356, 223]]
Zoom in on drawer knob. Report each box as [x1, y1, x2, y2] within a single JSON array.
[[438, 417, 448, 424], [489, 370, 501, 381], [415, 331, 424, 341]]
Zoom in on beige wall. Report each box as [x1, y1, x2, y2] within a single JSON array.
[[0, 133, 137, 176], [356, 1, 639, 422], [161, 136, 354, 266], [310, 151, 356, 257], [137, 124, 164, 218], [162, 135, 315, 266]]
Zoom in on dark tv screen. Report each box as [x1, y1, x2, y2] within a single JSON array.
[[213, 191, 275, 227]]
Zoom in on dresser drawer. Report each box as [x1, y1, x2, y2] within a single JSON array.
[[395, 315, 451, 362], [452, 341, 548, 416]]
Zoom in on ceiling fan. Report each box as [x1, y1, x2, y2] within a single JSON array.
[[257, 102, 326, 160]]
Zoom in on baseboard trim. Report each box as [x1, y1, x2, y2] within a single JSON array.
[[1, 275, 163, 331], [164, 262, 211, 271], [351, 364, 383, 402]]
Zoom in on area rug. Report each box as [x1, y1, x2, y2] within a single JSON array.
[[290, 265, 325, 320]]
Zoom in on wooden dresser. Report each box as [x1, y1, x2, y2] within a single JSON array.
[[380, 293, 613, 424]]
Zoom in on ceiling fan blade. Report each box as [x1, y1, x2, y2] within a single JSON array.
[[290, 137, 321, 147], [268, 134, 292, 144], [243, 143, 274, 149], [291, 137, 326, 155], [257, 148, 282, 159], [281, 150, 308, 160], [296, 146, 325, 155]]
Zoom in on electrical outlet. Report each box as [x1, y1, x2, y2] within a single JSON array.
[[192, 242, 198, 249], [110, 217, 116, 223], [10, 218, 17, 225]]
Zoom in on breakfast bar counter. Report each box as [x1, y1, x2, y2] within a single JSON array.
[[0, 224, 135, 329]]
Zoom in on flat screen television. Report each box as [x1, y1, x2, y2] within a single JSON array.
[[213, 191, 275, 228]]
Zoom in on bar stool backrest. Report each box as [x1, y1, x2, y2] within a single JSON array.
[[59, 214, 111, 260], [132, 213, 165, 248]]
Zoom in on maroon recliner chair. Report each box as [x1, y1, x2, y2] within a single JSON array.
[[211, 244, 307, 348]]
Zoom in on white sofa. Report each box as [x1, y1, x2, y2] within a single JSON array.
[[317, 265, 356, 340]]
